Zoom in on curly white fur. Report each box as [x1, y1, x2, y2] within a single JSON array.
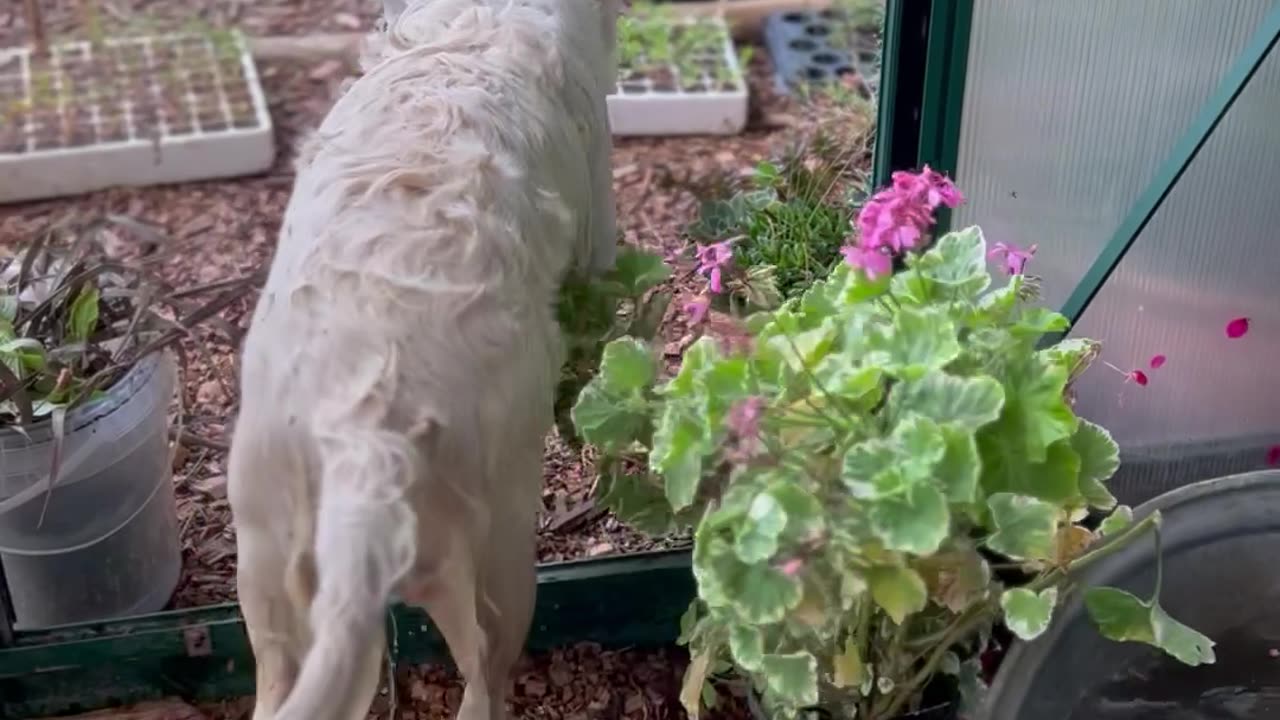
[[227, 3, 618, 719]]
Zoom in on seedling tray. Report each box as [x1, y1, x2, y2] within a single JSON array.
[[0, 32, 274, 204], [763, 8, 881, 96], [608, 17, 748, 136]]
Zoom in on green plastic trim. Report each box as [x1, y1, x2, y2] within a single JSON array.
[[871, 0, 906, 189], [916, 0, 973, 234], [0, 549, 694, 718], [1052, 5, 1280, 338]]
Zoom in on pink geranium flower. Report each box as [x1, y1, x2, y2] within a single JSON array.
[[695, 240, 734, 294], [840, 244, 894, 280], [988, 241, 1037, 276], [840, 166, 964, 280]]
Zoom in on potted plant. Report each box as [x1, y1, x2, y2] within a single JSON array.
[[572, 168, 1214, 718], [0, 215, 257, 629], [608, 1, 750, 136], [0, 3, 274, 203]]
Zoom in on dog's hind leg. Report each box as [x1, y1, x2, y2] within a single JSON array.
[[473, 449, 542, 720], [229, 426, 315, 720]]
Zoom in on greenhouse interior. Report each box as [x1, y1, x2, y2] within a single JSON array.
[[1, 0, 1278, 719]]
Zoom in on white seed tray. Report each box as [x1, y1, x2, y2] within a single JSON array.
[[607, 18, 748, 137], [0, 32, 274, 204]]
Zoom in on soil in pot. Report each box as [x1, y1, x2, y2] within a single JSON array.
[[649, 66, 678, 93], [0, 353, 182, 629]]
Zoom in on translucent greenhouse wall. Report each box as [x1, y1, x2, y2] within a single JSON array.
[[950, 0, 1280, 501]]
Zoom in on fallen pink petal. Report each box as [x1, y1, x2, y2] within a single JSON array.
[[1149, 354, 1167, 370], [683, 296, 711, 325], [694, 240, 734, 294], [1267, 445, 1280, 467], [1226, 317, 1250, 339], [726, 396, 766, 439], [1129, 369, 1149, 387], [779, 558, 804, 576]]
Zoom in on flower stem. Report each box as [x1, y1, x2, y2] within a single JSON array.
[[873, 512, 1160, 719]]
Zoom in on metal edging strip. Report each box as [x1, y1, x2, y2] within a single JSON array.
[[0, 549, 695, 718], [1051, 5, 1280, 340]]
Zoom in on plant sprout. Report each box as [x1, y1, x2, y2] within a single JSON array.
[[617, 2, 741, 90]]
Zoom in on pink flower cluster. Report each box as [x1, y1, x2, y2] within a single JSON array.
[[683, 240, 734, 325], [842, 166, 965, 280]]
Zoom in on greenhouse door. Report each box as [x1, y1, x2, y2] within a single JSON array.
[[878, 0, 1280, 505]]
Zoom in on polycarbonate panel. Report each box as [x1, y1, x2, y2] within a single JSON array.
[[1067, 43, 1280, 456], [952, 0, 1278, 313]]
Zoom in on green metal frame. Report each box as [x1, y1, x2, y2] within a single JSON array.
[[915, 0, 973, 234], [0, 550, 694, 718], [871, 0, 907, 190], [871, 0, 974, 231]]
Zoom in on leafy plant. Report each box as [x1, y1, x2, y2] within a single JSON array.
[[682, 139, 872, 313], [554, 247, 672, 447], [0, 214, 256, 426], [572, 170, 1213, 719]]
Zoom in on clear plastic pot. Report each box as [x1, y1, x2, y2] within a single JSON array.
[[0, 352, 181, 629]]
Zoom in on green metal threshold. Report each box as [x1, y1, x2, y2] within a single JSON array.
[[0, 549, 694, 718]]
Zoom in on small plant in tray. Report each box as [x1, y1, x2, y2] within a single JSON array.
[[609, 2, 749, 136], [0, 4, 273, 203]]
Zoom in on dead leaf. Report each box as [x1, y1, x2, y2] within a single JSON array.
[[1055, 525, 1096, 566], [916, 545, 991, 613]]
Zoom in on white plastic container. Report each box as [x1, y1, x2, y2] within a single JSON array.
[[0, 31, 274, 204], [0, 352, 181, 629], [608, 17, 749, 136]]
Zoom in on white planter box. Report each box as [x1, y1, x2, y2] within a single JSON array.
[[0, 32, 274, 204], [608, 16, 748, 137]]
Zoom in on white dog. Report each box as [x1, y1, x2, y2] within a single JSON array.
[[226, 2, 619, 719]]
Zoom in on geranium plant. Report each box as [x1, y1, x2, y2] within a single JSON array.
[[554, 246, 672, 446], [572, 169, 1214, 719]]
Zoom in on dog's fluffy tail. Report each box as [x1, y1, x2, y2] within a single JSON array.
[[275, 429, 420, 720]]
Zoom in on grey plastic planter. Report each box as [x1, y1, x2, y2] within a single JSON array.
[[979, 469, 1280, 719], [0, 352, 181, 630]]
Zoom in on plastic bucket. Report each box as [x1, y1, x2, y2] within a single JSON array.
[[0, 352, 182, 629]]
